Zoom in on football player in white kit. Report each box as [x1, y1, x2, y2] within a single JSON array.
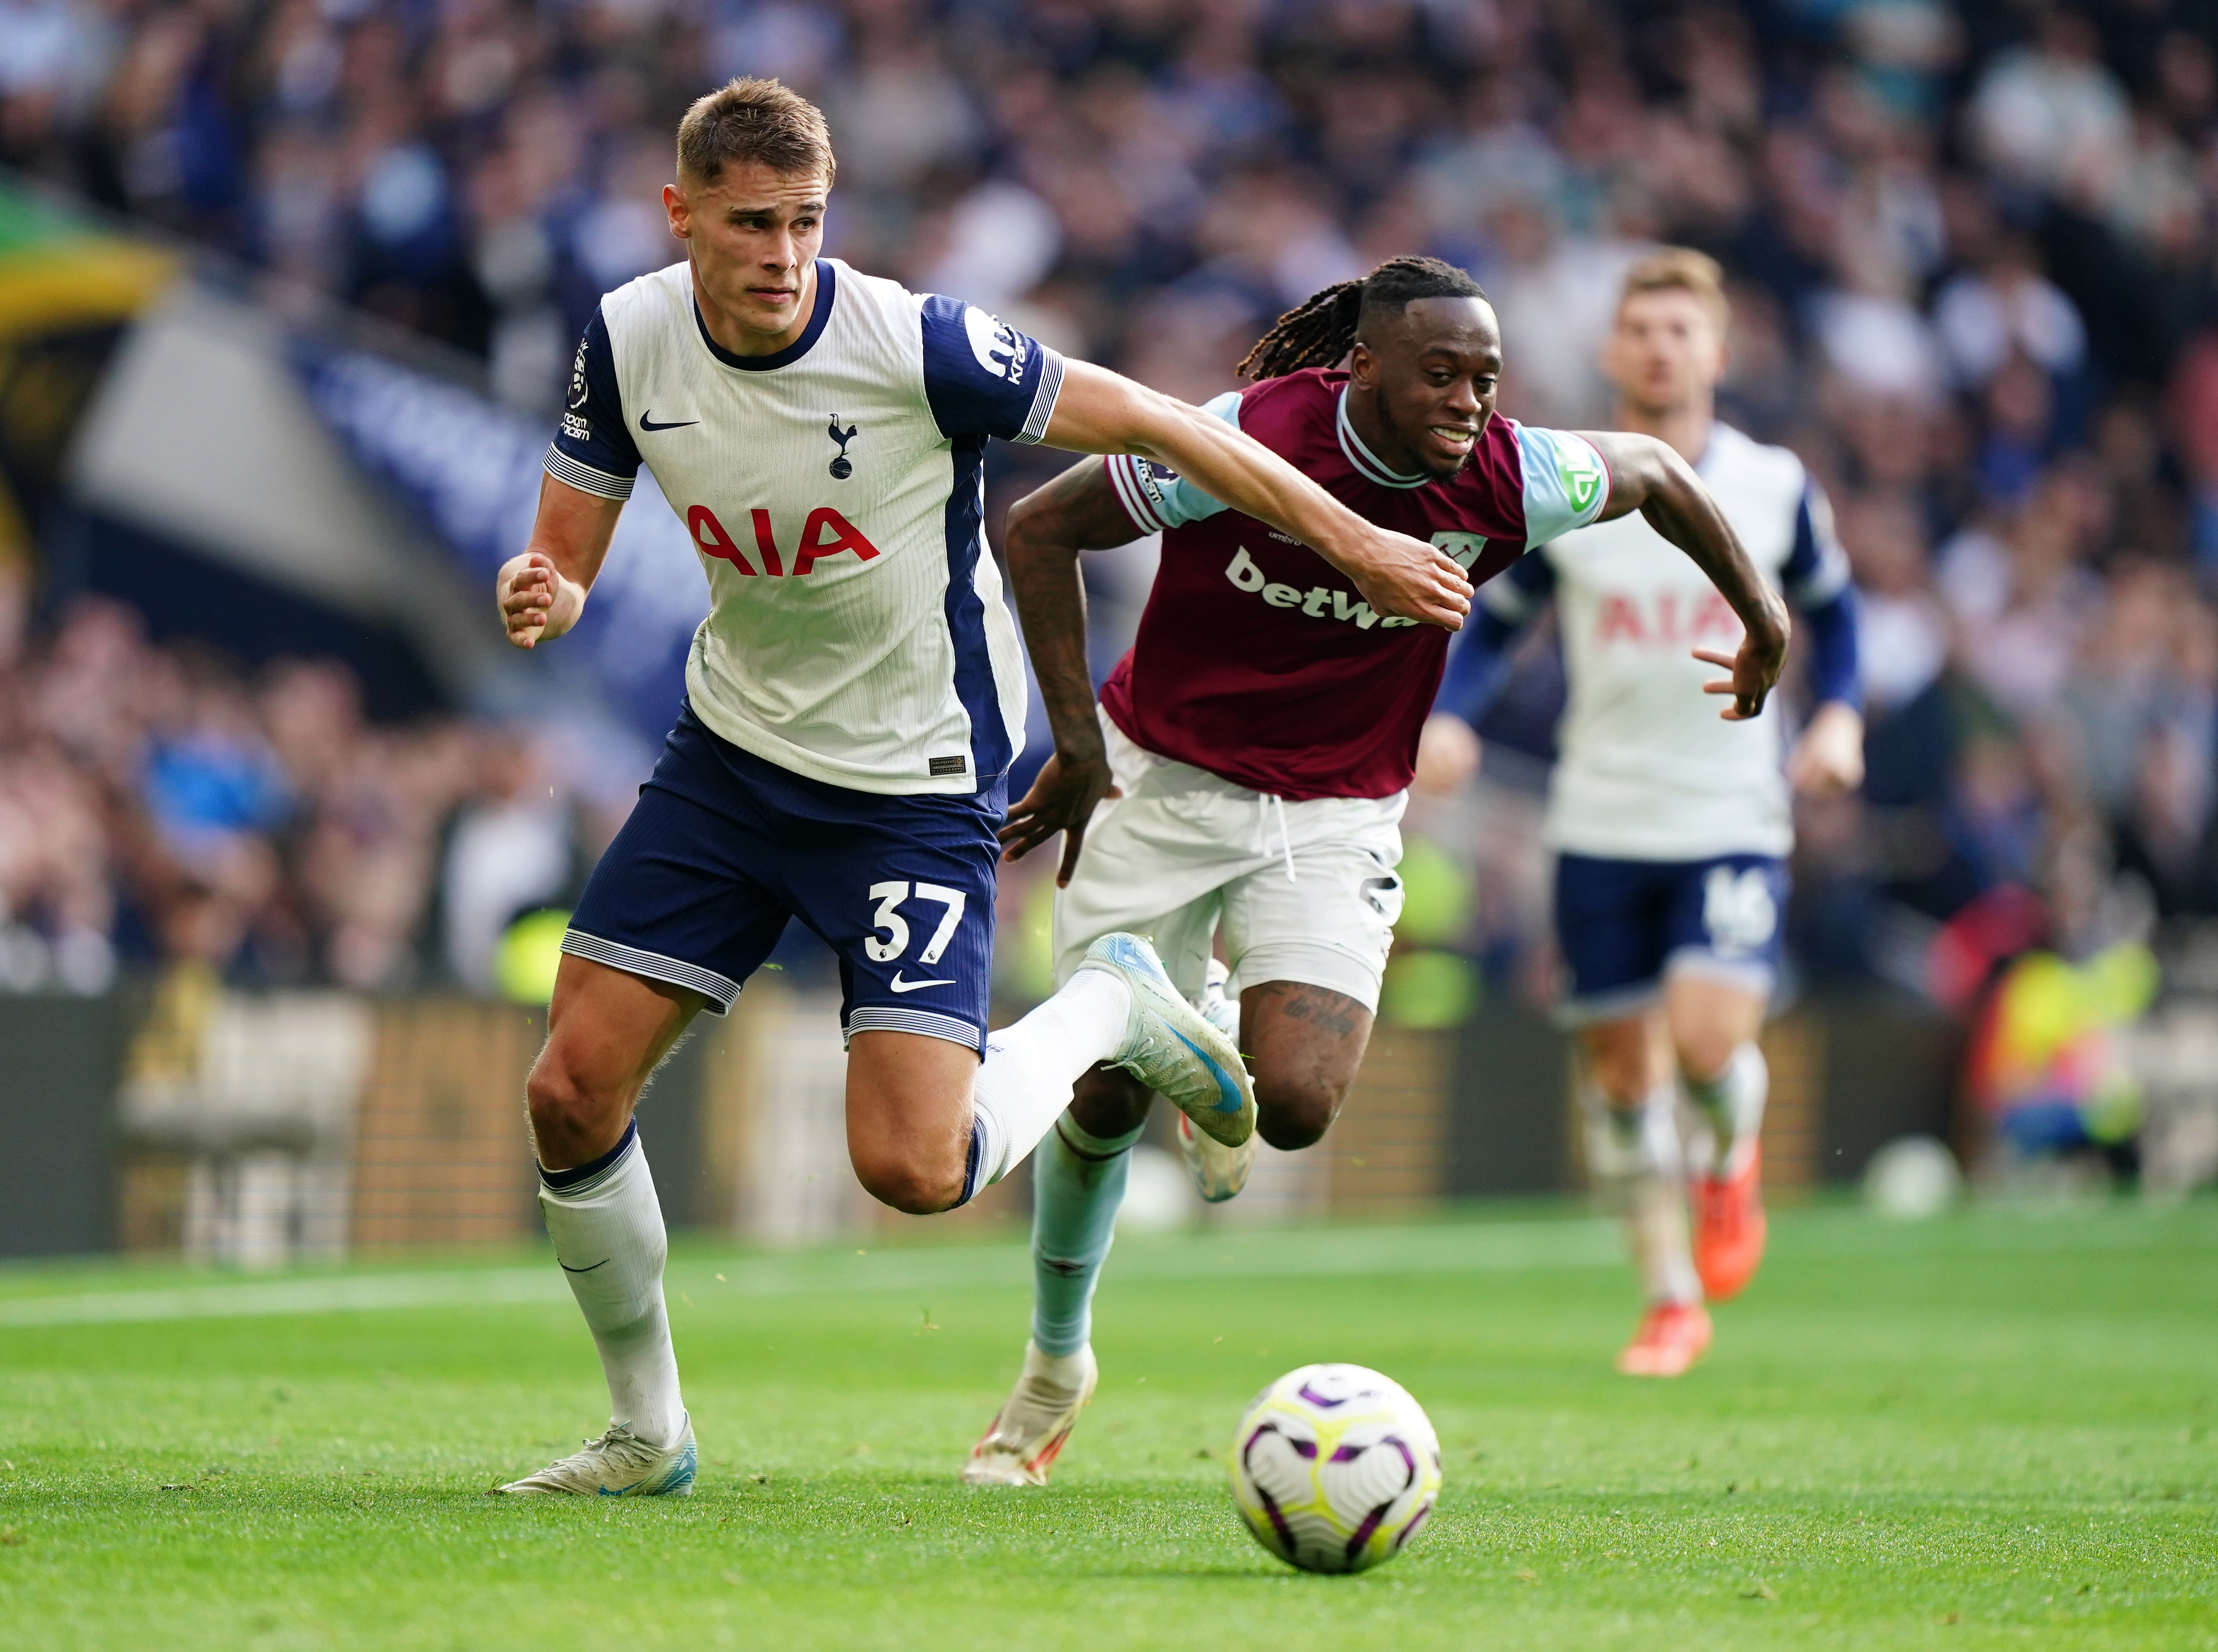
[[489, 78, 1474, 1496], [1425, 249, 1864, 1377]]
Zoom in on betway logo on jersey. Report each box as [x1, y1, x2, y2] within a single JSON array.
[[1223, 547, 1418, 629], [686, 504, 880, 576], [1594, 587, 1743, 644]]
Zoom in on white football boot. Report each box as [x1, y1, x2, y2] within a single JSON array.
[[494, 1414, 698, 1497], [1077, 933, 1255, 1148], [961, 1342, 1098, 1487], [1178, 959, 1256, 1202]]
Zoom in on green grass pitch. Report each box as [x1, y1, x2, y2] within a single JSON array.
[[1, 1200, 2214, 1650]]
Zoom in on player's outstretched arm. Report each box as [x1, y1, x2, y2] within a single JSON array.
[[1582, 430, 1792, 721], [1041, 361, 1472, 629], [496, 475, 625, 649], [997, 459, 1137, 883]]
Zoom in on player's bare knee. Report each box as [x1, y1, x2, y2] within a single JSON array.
[[1070, 1063, 1151, 1139], [525, 1055, 616, 1166], [1255, 1075, 1341, 1151], [1674, 1027, 1739, 1085], [851, 1143, 965, 1216], [1580, 1027, 1654, 1107]]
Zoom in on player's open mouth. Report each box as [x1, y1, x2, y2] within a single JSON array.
[[1427, 425, 1477, 452]]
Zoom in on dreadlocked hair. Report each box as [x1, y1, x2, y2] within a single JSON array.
[[1236, 255, 1489, 380]]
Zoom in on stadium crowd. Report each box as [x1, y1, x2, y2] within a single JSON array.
[[0, 583, 616, 994], [3, 0, 2218, 999]]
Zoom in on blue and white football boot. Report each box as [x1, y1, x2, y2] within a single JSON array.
[[493, 1414, 697, 1497], [1177, 958, 1257, 1202], [1077, 933, 1255, 1148]]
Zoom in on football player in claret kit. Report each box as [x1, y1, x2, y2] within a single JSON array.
[[960, 254, 1793, 1486], [1426, 249, 1865, 1377], [489, 79, 1476, 1497]]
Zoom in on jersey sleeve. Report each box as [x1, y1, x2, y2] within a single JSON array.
[[1514, 424, 1610, 548], [1101, 390, 1240, 534], [545, 305, 641, 500], [1439, 552, 1555, 726], [1782, 478, 1862, 708], [916, 293, 1066, 445], [1781, 479, 1853, 606], [1476, 541, 1558, 624]]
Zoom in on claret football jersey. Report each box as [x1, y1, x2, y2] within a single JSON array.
[[1096, 367, 1609, 801], [549, 257, 1063, 796]]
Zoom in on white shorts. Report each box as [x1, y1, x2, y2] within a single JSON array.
[[1051, 713, 1407, 1012]]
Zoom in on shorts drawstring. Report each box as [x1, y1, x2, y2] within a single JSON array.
[[1255, 792, 1296, 884]]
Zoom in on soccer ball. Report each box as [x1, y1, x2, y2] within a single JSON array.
[[1227, 1363, 1442, 1574]]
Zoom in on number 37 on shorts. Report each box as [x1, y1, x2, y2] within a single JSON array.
[[865, 881, 967, 971], [844, 870, 996, 1047]]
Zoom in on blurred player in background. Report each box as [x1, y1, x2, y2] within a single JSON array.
[[489, 78, 1475, 1498], [964, 255, 1792, 1487], [1424, 249, 1865, 1377]]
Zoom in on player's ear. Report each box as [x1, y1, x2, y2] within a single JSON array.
[[1348, 341, 1376, 388], [663, 181, 690, 240]]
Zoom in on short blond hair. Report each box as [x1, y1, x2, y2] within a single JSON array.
[[677, 77, 835, 187], [1619, 247, 1730, 333]]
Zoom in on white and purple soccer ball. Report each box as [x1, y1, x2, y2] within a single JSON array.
[[1227, 1363, 1443, 1574]]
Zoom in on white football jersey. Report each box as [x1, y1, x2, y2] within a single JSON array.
[[1479, 423, 1851, 859], [547, 258, 1063, 795]]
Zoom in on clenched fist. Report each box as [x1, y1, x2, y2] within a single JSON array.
[[498, 551, 585, 649]]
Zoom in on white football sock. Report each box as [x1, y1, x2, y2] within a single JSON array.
[[1030, 1112, 1143, 1355], [1680, 1041, 1769, 1178], [965, 970, 1133, 1196], [1580, 1078, 1701, 1307], [538, 1122, 686, 1447]]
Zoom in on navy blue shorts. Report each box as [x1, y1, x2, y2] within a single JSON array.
[[1552, 851, 1787, 1025], [564, 704, 1004, 1051]]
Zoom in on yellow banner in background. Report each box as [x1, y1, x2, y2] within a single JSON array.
[[0, 178, 179, 566]]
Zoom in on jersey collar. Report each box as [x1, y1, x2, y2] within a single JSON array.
[[1335, 388, 1431, 489], [692, 259, 837, 372]]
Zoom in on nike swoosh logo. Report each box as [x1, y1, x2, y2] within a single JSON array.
[[889, 972, 956, 993], [559, 1258, 610, 1274], [1171, 1026, 1245, 1111], [638, 412, 699, 431]]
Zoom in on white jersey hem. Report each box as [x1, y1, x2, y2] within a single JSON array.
[[681, 670, 998, 798]]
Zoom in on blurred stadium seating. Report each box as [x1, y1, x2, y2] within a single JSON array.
[[4, 0, 2218, 1258]]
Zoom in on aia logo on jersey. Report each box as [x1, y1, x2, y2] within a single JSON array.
[[1594, 588, 1740, 647], [686, 505, 881, 576], [963, 306, 1027, 383]]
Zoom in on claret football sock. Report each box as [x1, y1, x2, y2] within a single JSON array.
[[964, 969, 1134, 1196], [1030, 1112, 1144, 1356], [538, 1121, 687, 1449], [1580, 1079, 1701, 1307], [1680, 1042, 1768, 1178]]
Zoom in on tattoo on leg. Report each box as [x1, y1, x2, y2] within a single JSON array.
[[1250, 981, 1362, 1042]]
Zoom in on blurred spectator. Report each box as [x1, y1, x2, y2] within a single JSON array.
[[0, 599, 599, 995]]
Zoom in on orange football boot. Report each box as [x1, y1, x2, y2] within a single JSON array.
[[1692, 1144, 1768, 1302], [1616, 1301, 1713, 1377]]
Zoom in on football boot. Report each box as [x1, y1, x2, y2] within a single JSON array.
[[1615, 1302, 1712, 1378], [494, 1414, 697, 1496], [961, 1342, 1098, 1487]]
